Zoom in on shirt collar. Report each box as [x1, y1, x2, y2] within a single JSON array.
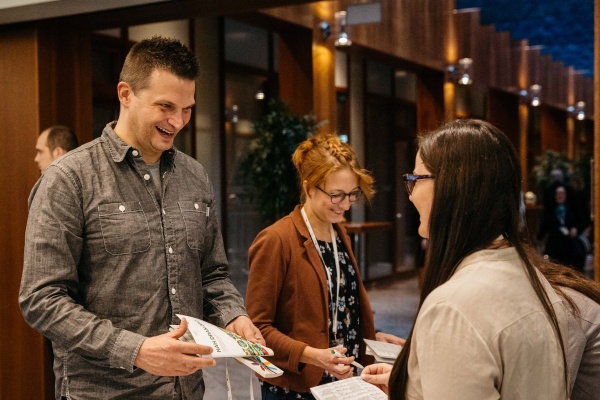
[[101, 121, 177, 166], [454, 246, 519, 275]]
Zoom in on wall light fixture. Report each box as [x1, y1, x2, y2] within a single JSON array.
[[519, 84, 542, 107], [334, 11, 352, 47], [567, 101, 586, 121], [447, 58, 473, 85]]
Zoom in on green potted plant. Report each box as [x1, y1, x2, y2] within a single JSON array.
[[238, 98, 318, 227]]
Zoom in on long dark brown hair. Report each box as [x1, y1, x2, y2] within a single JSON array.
[[539, 258, 600, 311], [389, 119, 568, 399]]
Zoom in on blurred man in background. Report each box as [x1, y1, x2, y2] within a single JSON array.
[[34, 125, 79, 172]]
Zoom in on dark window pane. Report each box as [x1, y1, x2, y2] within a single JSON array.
[[225, 19, 269, 70]]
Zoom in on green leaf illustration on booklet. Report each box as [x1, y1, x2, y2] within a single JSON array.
[[174, 314, 283, 378]]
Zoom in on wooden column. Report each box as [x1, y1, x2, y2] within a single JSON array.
[[443, 2, 457, 122], [566, 116, 575, 160], [518, 103, 529, 193], [594, 0, 600, 282], [0, 23, 93, 399], [566, 68, 576, 160], [516, 40, 529, 193], [312, 30, 336, 132], [443, 82, 456, 122], [0, 25, 51, 400], [311, 2, 336, 133]]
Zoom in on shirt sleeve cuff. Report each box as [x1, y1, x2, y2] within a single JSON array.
[[219, 308, 249, 328], [109, 329, 146, 372]]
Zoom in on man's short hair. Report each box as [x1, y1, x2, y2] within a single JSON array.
[[46, 125, 79, 153], [119, 36, 199, 94]]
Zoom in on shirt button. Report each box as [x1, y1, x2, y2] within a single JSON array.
[[162, 209, 166, 215], [171, 287, 177, 295], [132, 150, 139, 157], [194, 203, 199, 210], [169, 247, 173, 254], [144, 174, 150, 180], [119, 205, 125, 212]]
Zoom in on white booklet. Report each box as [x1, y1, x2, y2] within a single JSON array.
[[310, 377, 387, 400], [174, 314, 283, 378], [363, 338, 402, 364]]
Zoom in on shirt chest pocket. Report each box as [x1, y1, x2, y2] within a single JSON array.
[[98, 201, 151, 255], [178, 201, 208, 250]]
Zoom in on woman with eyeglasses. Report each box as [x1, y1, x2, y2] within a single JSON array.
[[361, 119, 570, 399], [246, 133, 404, 399]]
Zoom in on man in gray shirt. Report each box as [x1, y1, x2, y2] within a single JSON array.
[[20, 36, 263, 399]]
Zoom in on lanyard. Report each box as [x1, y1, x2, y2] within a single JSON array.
[[224, 358, 255, 400], [301, 207, 341, 335]]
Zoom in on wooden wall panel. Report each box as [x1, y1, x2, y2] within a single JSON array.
[[278, 26, 313, 116], [487, 89, 519, 147], [0, 25, 50, 400], [312, 30, 336, 132], [0, 24, 93, 399], [492, 31, 514, 89], [37, 26, 94, 143], [417, 71, 444, 131], [541, 107, 568, 152], [594, 0, 600, 282]]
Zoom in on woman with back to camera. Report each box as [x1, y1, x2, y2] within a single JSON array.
[[246, 133, 404, 400], [361, 119, 569, 399]]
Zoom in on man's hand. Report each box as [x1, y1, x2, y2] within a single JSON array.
[[226, 315, 265, 345], [134, 318, 216, 376], [375, 331, 406, 346], [361, 363, 392, 394]]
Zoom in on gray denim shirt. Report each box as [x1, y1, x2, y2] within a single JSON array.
[[19, 122, 247, 399]]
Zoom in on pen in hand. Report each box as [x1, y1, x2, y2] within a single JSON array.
[[331, 349, 364, 369]]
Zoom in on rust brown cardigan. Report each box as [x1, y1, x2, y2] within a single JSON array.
[[246, 205, 376, 392]]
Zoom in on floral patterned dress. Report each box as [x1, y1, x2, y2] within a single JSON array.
[[261, 236, 361, 399]]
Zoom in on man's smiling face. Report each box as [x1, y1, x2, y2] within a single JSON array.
[[120, 68, 195, 163]]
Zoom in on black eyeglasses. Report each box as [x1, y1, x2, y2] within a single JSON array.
[[315, 186, 363, 204], [402, 174, 434, 196]]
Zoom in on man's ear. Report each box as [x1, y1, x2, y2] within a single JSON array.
[[52, 147, 67, 159], [117, 82, 133, 105]]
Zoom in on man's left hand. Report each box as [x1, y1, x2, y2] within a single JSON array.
[[226, 315, 265, 345]]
